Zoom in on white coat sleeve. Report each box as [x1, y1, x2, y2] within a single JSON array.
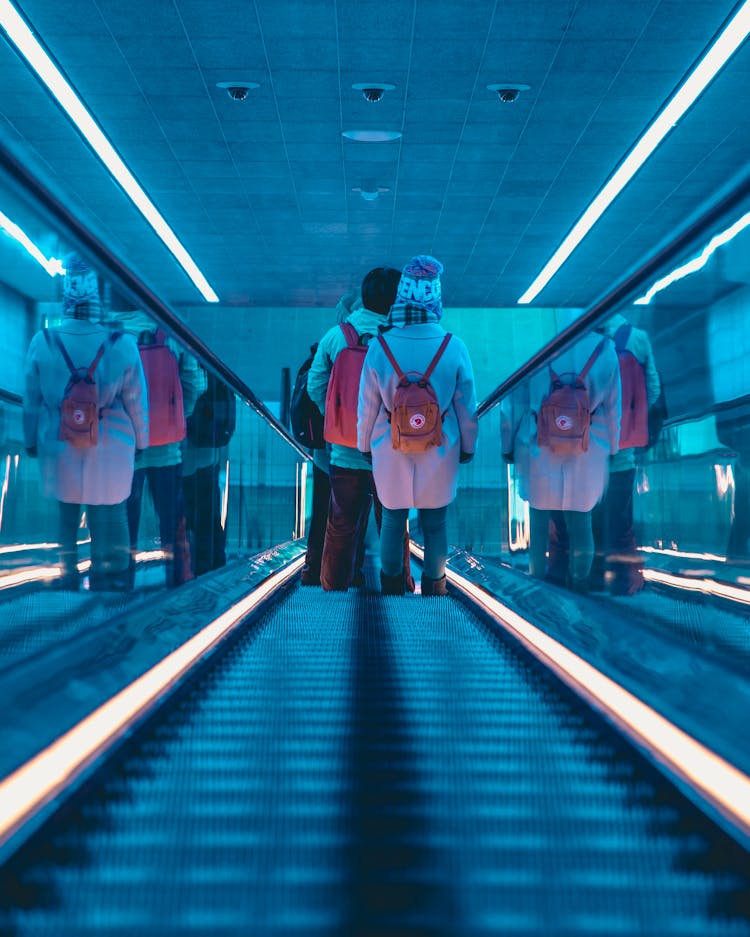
[[120, 335, 150, 449], [22, 333, 43, 451], [453, 343, 478, 455], [601, 346, 622, 455]]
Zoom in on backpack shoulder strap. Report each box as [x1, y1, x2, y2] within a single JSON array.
[[86, 342, 108, 379], [423, 333, 452, 382], [377, 334, 404, 380], [578, 338, 606, 382], [49, 331, 77, 376], [339, 322, 360, 348], [613, 323, 632, 352]]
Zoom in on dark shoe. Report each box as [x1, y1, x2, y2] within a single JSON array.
[[609, 568, 644, 596], [89, 570, 131, 592], [380, 569, 405, 596], [421, 573, 448, 596], [300, 564, 321, 586], [48, 572, 80, 591]]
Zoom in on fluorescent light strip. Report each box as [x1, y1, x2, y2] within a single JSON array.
[[0, 557, 303, 849], [0, 209, 64, 276], [414, 545, 750, 843], [0, 550, 163, 590], [0, 541, 61, 554], [0, 0, 219, 303], [639, 545, 727, 563], [518, 1, 750, 305], [634, 211, 750, 304], [643, 567, 750, 605]]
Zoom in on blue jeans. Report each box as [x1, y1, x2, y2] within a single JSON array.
[[59, 500, 129, 588], [381, 505, 448, 580], [530, 507, 593, 584], [127, 463, 192, 588]]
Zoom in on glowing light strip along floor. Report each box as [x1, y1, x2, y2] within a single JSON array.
[[0, 557, 304, 850], [418, 549, 750, 845], [643, 568, 750, 605]]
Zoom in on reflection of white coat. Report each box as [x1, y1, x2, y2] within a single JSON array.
[[358, 322, 478, 510], [23, 318, 148, 505], [502, 333, 621, 512]]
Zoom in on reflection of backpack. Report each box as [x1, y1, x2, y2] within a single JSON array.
[[290, 343, 325, 449], [138, 329, 185, 446], [378, 333, 452, 453], [537, 339, 604, 455], [186, 372, 236, 448], [324, 323, 373, 447], [614, 324, 649, 449], [44, 329, 118, 448]]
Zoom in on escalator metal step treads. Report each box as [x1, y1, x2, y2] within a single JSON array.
[[1, 585, 748, 936]]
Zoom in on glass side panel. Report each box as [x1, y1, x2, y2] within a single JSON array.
[[0, 167, 305, 663], [470, 186, 750, 670]]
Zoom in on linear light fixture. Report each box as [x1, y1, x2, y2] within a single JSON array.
[[634, 211, 750, 304], [0, 0, 219, 303], [518, 1, 750, 305], [0, 209, 64, 276], [643, 567, 750, 605]]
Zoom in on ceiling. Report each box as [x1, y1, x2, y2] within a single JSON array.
[[0, 0, 748, 313]]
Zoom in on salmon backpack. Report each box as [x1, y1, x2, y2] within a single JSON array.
[[613, 323, 649, 449], [138, 329, 185, 446], [378, 333, 452, 453], [324, 323, 373, 447], [44, 329, 119, 448], [536, 339, 605, 456]]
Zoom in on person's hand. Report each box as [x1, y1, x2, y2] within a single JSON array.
[[25, 446, 38, 458], [459, 451, 474, 464]]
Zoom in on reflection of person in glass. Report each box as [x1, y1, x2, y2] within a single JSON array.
[[511, 331, 620, 592], [23, 253, 148, 591], [716, 401, 750, 565], [550, 315, 660, 595]]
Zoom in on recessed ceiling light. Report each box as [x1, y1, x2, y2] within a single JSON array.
[[518, 1, 750, 305], [487, 83, 530, 103], [352, 82, 396, 103], [351, 185, 391, 201], [342, 130, 401, 142], [0, 0, 219, 302], [216, 81, 260, 101]]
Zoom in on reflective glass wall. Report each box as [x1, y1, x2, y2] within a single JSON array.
[[456, 181, 750, 669], [0, 164, 306, 618]]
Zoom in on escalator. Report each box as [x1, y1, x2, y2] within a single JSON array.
[[1, 573, 748, 936]]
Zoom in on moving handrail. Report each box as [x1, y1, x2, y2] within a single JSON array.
[[0, 138, 310, 460]]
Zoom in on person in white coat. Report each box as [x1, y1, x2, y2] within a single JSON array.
[[502, 330, 621, 591], [550, 314, 660, 594], [358, 255, 478, 596], [23, 254, 148, 591]]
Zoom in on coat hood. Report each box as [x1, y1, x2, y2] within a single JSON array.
[[335, 290, 363, 324]]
